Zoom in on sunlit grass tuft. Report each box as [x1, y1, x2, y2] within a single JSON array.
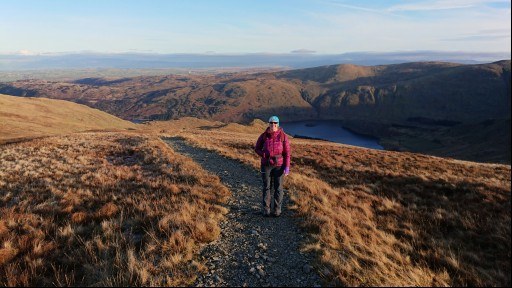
[[0, 132, 229, 286]]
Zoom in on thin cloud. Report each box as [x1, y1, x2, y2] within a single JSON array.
[[323, 0, 405, 18], [325, 1, 385, 13], [17, 50, 39, 56], [291, 49, 317, 54], [443, 34, 511, 41], [442, 28, 511, 41], [477, 28, 512, 34], [388, 0, 509, 12]]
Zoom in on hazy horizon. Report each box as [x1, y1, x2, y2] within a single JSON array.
[[1, 50, 509, 72]]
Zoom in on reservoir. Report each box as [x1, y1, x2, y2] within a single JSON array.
[[281, 120, 384, 150]]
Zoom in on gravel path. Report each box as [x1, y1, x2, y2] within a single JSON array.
[[164, 137, 322, 287]]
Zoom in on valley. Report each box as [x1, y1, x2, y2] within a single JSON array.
[[1, 60, 509, 163]]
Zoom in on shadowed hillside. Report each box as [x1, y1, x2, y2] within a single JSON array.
[[0, 61, 510, 163]]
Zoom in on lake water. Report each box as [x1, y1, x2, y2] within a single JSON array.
[[281, 120, 384, 150]]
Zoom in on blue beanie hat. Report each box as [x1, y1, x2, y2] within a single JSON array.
[[268, 116, 280, 124]]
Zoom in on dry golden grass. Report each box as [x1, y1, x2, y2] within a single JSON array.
[[166, 123, 511, 287], [0, 94, 137, 144], [1, 104, 510, 286], [141, 117, 267, 135], [0, 132, 229, 286]]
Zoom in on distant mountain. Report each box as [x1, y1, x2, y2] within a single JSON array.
[[0, 60, 510, 163], [1, 61, 508, 123], [278, 60, 511, 123], [0, 51, 509, 71]]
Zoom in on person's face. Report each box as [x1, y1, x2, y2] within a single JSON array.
[[269, 121, 279, 131]]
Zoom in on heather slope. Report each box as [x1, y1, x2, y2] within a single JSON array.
[[0, 94, 137, 144]]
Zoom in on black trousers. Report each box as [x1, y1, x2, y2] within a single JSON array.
[[261, 164, 284, 215]]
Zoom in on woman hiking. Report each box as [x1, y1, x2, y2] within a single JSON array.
[[254, 116, 291, 217]]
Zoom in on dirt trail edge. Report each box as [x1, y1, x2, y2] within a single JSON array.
[[164, 137, 322, 287]]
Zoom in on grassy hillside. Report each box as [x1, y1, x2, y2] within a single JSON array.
[[0, 133, 229, 286], [0, 94, 137, 144], [0, 91, 510, 286], [164, 119, 511, 286]]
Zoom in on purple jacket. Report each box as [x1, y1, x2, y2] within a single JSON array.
[[255, 127, 291, 168]]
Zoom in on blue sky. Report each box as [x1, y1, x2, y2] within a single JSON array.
[[1, 0, 510, 55]]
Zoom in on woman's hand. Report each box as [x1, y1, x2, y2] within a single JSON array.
[[284, 167, 289, 176]]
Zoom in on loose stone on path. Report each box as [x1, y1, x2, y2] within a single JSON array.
[[164, 137, 322, 287]]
